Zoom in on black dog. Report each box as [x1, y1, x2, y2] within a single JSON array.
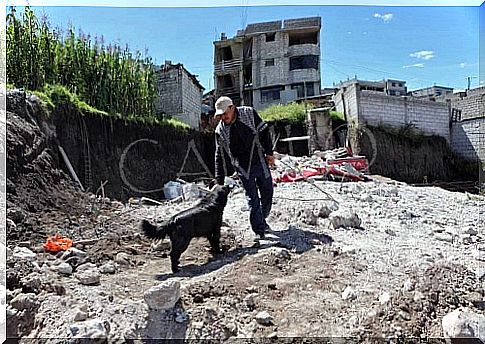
[[141, 185, 230, 273]]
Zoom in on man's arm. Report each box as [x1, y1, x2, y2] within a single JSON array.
[[214, 133, 225, 185], [252, 108, 273, 156]]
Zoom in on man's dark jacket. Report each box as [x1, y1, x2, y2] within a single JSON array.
[[214, 106, 273, 185]]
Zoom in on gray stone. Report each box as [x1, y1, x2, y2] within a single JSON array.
[[57, 262, 73, 276], [7, 219, 16, 232], [379, 291, 390, 305], [342, 286, 357, 301], [61, 247, 87, 260], [255, 311, 273, 326], [403, 279, 415, 292], [76, 263, 97, 272], [13, 246, 37, 261], [74, 309, 88, 321], [244, 294, 256, 309], [463, 226, 478, 236], [7, 207, 26, 224], [70, 319, 109, 339], [434, 232, 453, 243], [442, 307, 485, 342], [99, 262, 116, 274], [115, 252, 130, 265], [317, 205, 332, 218], [144, 281, 180, 311], [329, 210, 361, 229], [10, 293, 39, 311], [75, 269, 101, 286], [151, 240, 171, 251]]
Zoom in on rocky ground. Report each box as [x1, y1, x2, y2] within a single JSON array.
[[5, 91, 485, 342]]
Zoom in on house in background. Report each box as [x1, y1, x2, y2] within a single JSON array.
[[408, 85, 454, 101], [213, 17, 322, 111], [154, 60, 205, 128]]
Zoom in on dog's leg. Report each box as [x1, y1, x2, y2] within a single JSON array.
[[170, 236, 191, 273], [209, 218, 222, 254]]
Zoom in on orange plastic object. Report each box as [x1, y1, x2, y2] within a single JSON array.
[[43, 234, 73, 253]]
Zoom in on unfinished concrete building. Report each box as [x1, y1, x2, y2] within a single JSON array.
[[154, 61, 205, 128], [213, 17, 321, 111]]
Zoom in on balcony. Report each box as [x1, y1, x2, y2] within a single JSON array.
[[288, 69, 320, 84], [287, 44, 320, 57], [214, 58, 242, 74]]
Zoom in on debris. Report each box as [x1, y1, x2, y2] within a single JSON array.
[[56, 263, 73, 276], [255, 311, 273, 326], [70, 319, 109, 340], [379, 292, 391, 305], [73, 309, 88, 322], [144, 281, 180, 311], [434, 232, 453, 243], [329, 210, 361, 229], [43, 234, 73, 253], [115, 252, 130, 265], [98, 262, 116, 274], [13, 247, 37, 261], [342, 286, 357, 301], [61, 247, 87, 260], [151, 240, 171, 251], [442, 307, 485, 342], [75, 266, 101, 286], [163, 181, 183, 200], [10, 293, 40, 311], [402, 279, 415, 292], [140, 197, 164, 206]]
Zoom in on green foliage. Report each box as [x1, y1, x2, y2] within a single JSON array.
[[7, 6, 157, 119], [329, 111, 344, 121], [259, 102, 312, 124], [29, 85, 188, 130]]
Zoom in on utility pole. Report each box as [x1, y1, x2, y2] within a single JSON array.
[[467, 76, 478, 90]]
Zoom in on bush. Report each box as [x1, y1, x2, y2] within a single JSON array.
[[259, 102, 312, 124]]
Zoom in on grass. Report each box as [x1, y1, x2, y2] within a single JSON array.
[[259, 102, 312, 124], [27, 84, 190, 130]]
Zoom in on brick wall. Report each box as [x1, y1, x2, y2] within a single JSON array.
[[451, 117, 485, 162], [155, 68, 182, 115], [181, 71, 202, 128], [335, 86, 450, 138], [450, 86, 485, 121]]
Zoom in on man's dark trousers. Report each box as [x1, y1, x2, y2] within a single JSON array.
[[238, 162, 274, 235]]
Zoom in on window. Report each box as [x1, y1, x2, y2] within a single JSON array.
[[221, 46, 233, 61], [289, 55, 319, 70], [265, 33, 276, 42], [288, 31, 318, 46], [306, 83, 315, 97], [389, 90, 396, 96], [265, 59, 275, 67], [392, 83, 396, 87], [261, 86, 283, 103], [398, 83, 403, 87], [291, 83, 304, 98]]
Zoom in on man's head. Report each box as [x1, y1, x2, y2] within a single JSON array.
[[214, 96, 236, 125]]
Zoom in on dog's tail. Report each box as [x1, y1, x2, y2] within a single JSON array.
[[140, 219, 169, 240]]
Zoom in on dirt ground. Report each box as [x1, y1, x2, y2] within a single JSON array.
[[5, 91, 485, 342]]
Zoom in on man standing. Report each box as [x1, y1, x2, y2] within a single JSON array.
[[213, 96, 274, 239]]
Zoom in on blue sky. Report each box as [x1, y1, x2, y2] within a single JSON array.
[[25, 4, 481, 91]]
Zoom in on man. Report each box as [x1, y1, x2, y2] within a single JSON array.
[[213, 96, 274, 239]]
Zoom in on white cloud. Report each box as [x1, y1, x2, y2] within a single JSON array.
[[374, 13, 393, 22], [347, 31, 352, 34], [460, 62, 467, 68], [409, 50, 435, 60], [403, 63, 424, 68]]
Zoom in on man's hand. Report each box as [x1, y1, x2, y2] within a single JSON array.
[[265, 154, 275, 167]]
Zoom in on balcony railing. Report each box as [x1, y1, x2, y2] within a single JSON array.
[[214, 58, 242, 73]]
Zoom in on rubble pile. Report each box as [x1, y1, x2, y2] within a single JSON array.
[[6, 90, 485, 341]]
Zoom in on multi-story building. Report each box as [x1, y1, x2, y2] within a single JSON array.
[[336, 78, 407, 96], [154, 60, 205, 128], [213, 17, 322, 111], [408, 85, 454, 100]]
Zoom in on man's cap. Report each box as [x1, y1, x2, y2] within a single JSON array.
[[214, 96, 233, 116]]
